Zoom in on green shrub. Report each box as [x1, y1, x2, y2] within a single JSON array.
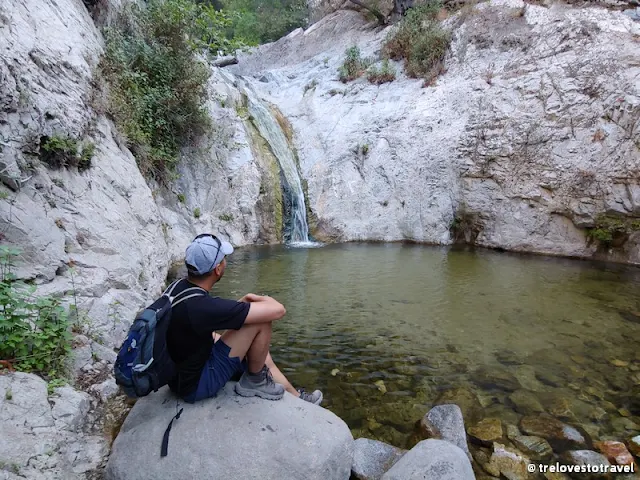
[[338, 46, 372, 83], [218, 213, 234, 221], [193, 207, 201, 218], [586, 215, 640, 249], [0, 247, 71, 378], [383, 2, 450, 83], [221, 0, 308, 45], [40, 135, 95, 171], [367, 59, 396, 84], [101, 0, 245, 182], [177, 193, 186, 203]]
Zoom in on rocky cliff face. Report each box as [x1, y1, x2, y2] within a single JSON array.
[[234, 1, 640, 263], [0, 0, 280, 349]]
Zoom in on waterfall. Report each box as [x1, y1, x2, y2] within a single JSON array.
[[240, 83, 316, 246]]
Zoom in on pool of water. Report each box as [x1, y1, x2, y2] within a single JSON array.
[[214, 243, 640, 448]]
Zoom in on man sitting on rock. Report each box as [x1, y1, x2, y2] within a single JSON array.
[[167, 233, 323, 405]]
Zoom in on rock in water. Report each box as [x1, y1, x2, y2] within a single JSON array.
[[381, 439, 475, 480], [435, 388, 483, 424], [562, 450, 610, 477], [511, 435, 553, 461], [486, 442, 533, 480], [352, 438, 405, 480], [105, 384, 354, 480], [474, 366, 521, 392], [628, 435, 640, 456], [468, 418, 504, 446], [519, 415, 588, 451], [422, 404, 471, 459], [594, 440, 635, 466]]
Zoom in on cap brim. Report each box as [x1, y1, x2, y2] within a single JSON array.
[[220, 241, 234, 256]]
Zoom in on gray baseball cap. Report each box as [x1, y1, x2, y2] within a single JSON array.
[[185, 234, 234, 275]]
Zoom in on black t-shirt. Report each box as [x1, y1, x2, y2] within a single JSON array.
[[167, 279, 249, 397]]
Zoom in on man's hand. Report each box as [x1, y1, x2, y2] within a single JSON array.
[[238, 293, 265, 303]]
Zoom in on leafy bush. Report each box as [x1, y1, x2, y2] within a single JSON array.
[[338, 46, 372, 83], [101, 0, 245, 182], [193, 207, 202, 218], [218, 213, 234, 221], [0, 247, 71, 378], [586, 215, 640, 249], [367, 59, 396, 84], [383, 2, 450, 84], [221, 0, 308, 45], [40, 135, 95, 171]]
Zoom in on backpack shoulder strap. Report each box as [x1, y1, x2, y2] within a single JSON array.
[[170, 284, 208, 308]]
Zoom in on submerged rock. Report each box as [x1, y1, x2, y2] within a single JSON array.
[[509, 389, 545, 415], [486, 442, 533, 480], [421, 404, 470, 459], [561, 450, 610, 478], [594, 440, 635, 466], [352, 438, 405, 480], [381, 439, 474, 480], [519, 415, 588, 452], [628, 435, 640, 456], [511, 435, 553, 461], [474, 366, 521, 392], [435, 387, 484, 424], [468, 418, 503, 446], [106, 383, 354, 480]]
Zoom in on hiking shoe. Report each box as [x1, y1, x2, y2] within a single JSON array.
[[235, 365, 285, 400], [297, 388, 323, 405]]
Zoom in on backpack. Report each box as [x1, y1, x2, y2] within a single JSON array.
[[114, 279, 207, 398]]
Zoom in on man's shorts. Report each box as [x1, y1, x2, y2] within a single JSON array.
[[183, 339, 247, 403]]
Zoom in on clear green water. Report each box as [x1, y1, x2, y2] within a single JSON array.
[[214, 243, 640, 447]]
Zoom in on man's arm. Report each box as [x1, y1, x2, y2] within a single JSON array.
[[240, 294, 286, 324]]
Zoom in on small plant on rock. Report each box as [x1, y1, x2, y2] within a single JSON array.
[[367, 59, 396, 84], [383, 1, 450, 84], [193, 207, 201, 219], [218, 213, 234, 222], [40, 135, 95, 171], [338, 46, 372, 83], [586, 215, 640, 249]]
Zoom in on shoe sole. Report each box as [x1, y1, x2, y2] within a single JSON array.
[[235, 383, 284, 401]]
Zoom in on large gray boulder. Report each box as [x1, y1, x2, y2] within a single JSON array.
[[352, 438, 406, 480], [381, 439, 475, 480], [106, 383, 354, 480]]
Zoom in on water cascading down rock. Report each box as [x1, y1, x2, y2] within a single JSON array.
[[241, 84, 311, 244]]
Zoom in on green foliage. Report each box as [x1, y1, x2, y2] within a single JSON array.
[[383, 2, 450, 83], [586, 215, 640, 249], [218, 213, 234, 221], [177, 193, 186, 203], [450, 205, 482, 244], [367, 59, 396, 85], [101, 0, 245, 182], [303, 79, 318, 94], [221, 0, 308, 45], [47, 378, 67, 395], [193, 207, 202, 218], [40, 135, 94, 171], [361, 144, 369, 155], [4, 389, 12, 400], [0, 247, 71, 378], [338, 46, 372, 83]]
